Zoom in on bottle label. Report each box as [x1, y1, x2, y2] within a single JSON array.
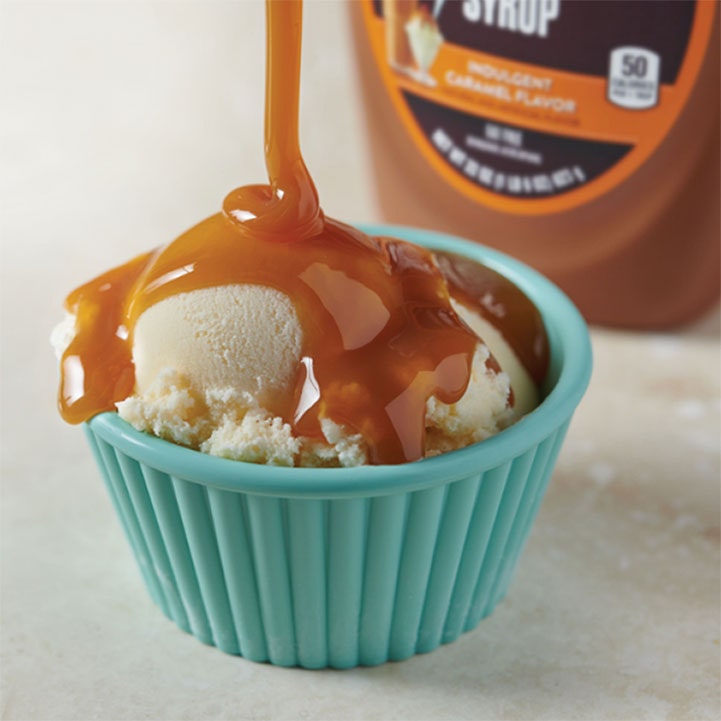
[[362, 0, 716, 215]]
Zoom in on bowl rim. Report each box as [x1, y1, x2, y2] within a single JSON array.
[[88, 224, 592, 498]]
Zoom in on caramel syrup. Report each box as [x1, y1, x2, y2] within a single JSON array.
[[58, 0, 548, 465], [434, 252, 548, 386]]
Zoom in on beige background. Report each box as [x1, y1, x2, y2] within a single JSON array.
[[1, 2, 719, 719]]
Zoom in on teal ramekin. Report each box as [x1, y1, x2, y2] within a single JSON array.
[[84, 224, 592, 669]]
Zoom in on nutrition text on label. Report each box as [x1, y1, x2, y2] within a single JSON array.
[[432, 126, 587, 197]]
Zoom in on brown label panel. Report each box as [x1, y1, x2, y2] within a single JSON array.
[[372, 0, 695, 83], [363, 0, 716, 214]]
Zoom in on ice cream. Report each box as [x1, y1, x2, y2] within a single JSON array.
[[53, 226, 548, 467], [405, 5, 443, 83], [55, 289, 541, 468], [118, 268, 541, 467], [102, 284, 536, 468], [53, 0, 548, 467]]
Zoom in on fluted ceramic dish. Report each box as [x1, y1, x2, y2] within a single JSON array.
[[85, 224, 592, 668]]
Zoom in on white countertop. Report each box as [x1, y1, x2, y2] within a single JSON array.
[[2, 3, 719, 719]]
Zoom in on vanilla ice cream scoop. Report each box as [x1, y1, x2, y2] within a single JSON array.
[[131, 285, 302, 412], [99, 259, 540, 466], [54, 211, 547, 467]]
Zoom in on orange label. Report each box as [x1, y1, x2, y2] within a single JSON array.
[[362, 0, 717, 215]]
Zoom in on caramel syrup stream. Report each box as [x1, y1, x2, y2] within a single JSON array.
[[222, 0, 322, 242]]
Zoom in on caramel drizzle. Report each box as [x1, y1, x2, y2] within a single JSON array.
[[58, 0, 546, 464], [222, 0, 322, 243], [434, 252, 549, 385]]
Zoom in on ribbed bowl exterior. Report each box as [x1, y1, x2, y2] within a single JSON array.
[[85, 420, 569, 668], [83, 226, 592, 668]]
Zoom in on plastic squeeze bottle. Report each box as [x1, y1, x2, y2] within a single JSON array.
[[353, 0, 720, 328]]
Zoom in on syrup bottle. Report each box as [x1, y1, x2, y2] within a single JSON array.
[[353, 0, 720, 328]]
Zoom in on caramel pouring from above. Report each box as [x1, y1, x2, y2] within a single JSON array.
[[58, 0, 547, 464], [222, 0, 323, 243]]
